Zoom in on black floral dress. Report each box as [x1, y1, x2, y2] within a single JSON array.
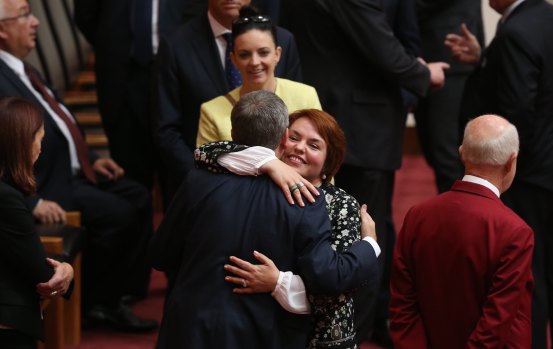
[[195, 142, 361, 349]]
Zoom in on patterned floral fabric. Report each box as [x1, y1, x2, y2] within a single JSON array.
[[195, 141, 361, 349], [194, 141, 248, 173], [308, 182, 360, 349]]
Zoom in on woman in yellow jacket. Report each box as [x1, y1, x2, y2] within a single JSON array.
[[196, 7, 321, 146]]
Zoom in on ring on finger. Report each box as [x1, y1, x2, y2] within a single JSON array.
[[242, 279, 248, 288], [50, 290, 58, 296], [289, 184, 299, 192], [296, 182, 305, 189]]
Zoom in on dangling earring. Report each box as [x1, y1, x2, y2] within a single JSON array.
[[321, 174, 327, 180]]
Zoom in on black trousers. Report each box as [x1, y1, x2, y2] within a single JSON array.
[[70, 175, 153, 309], [502, 180, 553, 349], [96, 59, 155, 190], [0, 330, 36, 349], [335, 165, 395, 342]]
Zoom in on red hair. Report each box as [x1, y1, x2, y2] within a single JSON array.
[[288, 109, 346, 184]]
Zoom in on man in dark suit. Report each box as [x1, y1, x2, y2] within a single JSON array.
[[390, 114, 534, 348], [149, 90, 379, 349], [280, 0, 449, 342], [155, 0, 302, 205], [0, 0, 155, 331], [446, 1, 553, 347], [74, 0, 210, 191], [415, 0, 484, 193]]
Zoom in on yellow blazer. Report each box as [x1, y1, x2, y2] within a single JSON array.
[[197, 78, 321, 146]]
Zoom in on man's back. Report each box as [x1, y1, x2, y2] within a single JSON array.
[[151, 169, 374, 348], [391, 181, 533, 348]]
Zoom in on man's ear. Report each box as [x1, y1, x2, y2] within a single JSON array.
[[275, 128, 288, 158], [279, 128, 289, 147], [458, 145, 465, 162], [504, 152, 517, 174], [0, 25, 9, 41], [275, 46, 282, 64]]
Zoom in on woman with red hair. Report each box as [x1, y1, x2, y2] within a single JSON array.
[[196, 108, 379, 349]]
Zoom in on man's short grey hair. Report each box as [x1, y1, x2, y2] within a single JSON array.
[[231, 90, 289, 150], [462, 115, 519, 166]]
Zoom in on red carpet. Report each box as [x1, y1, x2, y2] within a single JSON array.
[[68, 155, 437, 349]]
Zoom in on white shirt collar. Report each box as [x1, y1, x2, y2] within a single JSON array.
[[462, 175, 501, 198], [0, 50, 25, 77], [207, 11, 231, 38], [501, 0, 525, 22]]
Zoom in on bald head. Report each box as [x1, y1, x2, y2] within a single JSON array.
[[460, 114, 519, 193], [461, 114, 519, 166]]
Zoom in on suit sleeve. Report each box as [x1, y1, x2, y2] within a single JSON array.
[[155, 37, 196, 178], [390, 0, 422, 57], [389, 210, 429, 349], [330, 0, 430, 96], [494, 29, 540, 136], [0, 196, 54, 285], [467, 225, 534, 348], [295, 198, 378, 294]]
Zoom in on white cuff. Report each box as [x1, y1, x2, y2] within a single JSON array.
[[271, 271, 311, 314], [362, 236, 381, 257]]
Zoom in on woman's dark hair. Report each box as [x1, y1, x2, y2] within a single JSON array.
[[232, 6, 278, 47], [0, 97, 43, 194], [288, 109, 346, 185]]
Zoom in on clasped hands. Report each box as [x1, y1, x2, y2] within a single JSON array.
[[32, 157, 124, 225]]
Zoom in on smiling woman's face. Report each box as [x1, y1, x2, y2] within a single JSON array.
[[231, 29, 281, 90], [280, 117, 327, 187]]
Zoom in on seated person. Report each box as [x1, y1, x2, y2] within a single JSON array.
[[0, 0, 155, 331]]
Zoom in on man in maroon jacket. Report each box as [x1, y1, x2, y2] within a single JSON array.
[[390, 114, 534, 348]]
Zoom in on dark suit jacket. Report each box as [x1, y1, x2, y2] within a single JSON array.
[[0, 59, 99, 210], [281, 0, 430, 171], [149, 169, 377, 349], [74, 0, 209, 189], [155, 14, 302, 195], [384, 0, 422, 57], [390, 180, 534, 348], [0, 180, 54, 340], [461, 0, 553, 192], [383, 0, 423, 110], [74, 0, 199, 62]]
